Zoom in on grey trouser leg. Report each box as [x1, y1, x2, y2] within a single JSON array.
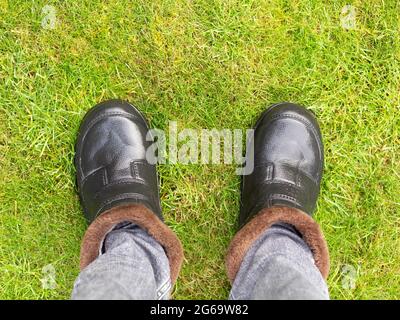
[[229, 223, 329, 300], [71, 222, 171, 300]]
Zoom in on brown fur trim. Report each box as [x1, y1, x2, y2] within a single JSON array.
[[80, 204, 184, 284], [226, 206, 329, 283]]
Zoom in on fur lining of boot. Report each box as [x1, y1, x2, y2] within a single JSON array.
[[80, 204, 184, 284], [226, 206, 329, 283]]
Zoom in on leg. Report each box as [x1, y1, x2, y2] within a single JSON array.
[[226, 103, 330, 300], [230, 223, 329, 300], [72, 222, 171, 300], [74, 100, 183, 300]]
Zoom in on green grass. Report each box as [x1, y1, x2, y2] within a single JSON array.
[[0, 0, 399, 299]]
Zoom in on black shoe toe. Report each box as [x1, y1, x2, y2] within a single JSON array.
[[240, 102, 324, 227], [75, 99, 162, 223]]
